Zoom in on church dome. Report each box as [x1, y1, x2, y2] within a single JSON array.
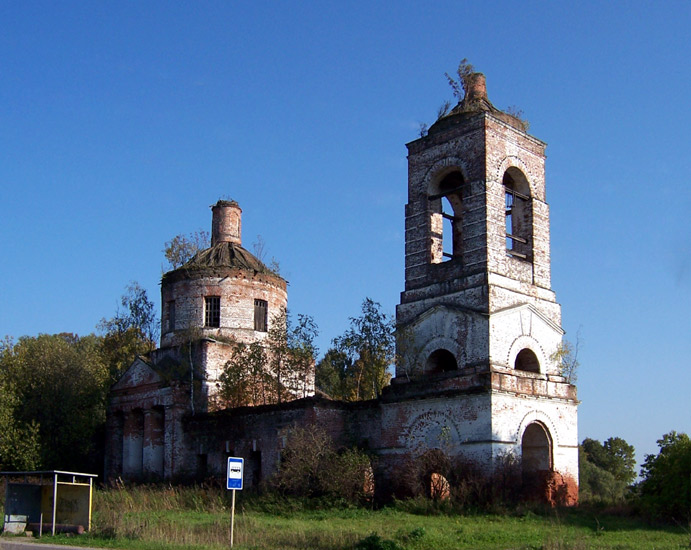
[[159, 200, 287, 349], [162, 241, 278, 284]]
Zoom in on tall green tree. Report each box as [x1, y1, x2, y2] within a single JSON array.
[[315, 348, 349, 399], [639, 431, 691, 521], [265, 308, 319, 404], [0, 333, 109, 472], [286, 313, 319, 398], [0, 339, 41, 470], [582, 437, 636, 484], [99, 281, 158, 382], [316, 298, 394, 401], [218, 309, 318, 408], [218, 340, 269, 408], [579, 436, 636, 503], [266, 308, 291, 404]]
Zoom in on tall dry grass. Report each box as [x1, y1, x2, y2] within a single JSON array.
[[92, 484, 230, 548], [91, 484, 361, 549]]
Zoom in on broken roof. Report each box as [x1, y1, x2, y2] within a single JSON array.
[[428, 72, 528, 135], [162, 241, 283, 284]]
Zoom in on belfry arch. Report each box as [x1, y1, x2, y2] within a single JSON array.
[[429, 170, 466, 263], [503, 167, 533, 260]]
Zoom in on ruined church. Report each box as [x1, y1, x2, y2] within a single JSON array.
[[105, 73, 579, 503]]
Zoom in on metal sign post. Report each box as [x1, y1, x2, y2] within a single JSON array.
[[226, 457, 244, 548]]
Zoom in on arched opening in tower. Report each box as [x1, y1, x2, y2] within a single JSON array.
[[430, 171, 465, 263], [503, 168, 532, 260], [515, 348, 540, 373], [426, 349, 458, 374]]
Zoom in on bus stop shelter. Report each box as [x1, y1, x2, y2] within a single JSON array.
[[1, 471, 97, 536]]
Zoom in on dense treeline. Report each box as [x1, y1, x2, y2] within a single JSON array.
[[0, 290, 393, 473], [0, 283, 155, 472], [580, 433, 691, 523]]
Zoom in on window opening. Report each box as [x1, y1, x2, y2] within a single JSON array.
[[124, 409, 144, 477], [197, 454, 208, 479], [254, 299, 268, 332], [250, 450, 262, 487], [204, 296, 220, 328], [441, 198, 455, 260]]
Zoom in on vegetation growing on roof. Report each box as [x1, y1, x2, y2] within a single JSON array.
[[444, 58, 475, 103], [417, 58, 530, 135]]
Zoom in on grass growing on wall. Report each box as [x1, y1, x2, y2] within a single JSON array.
[[1, 485, 689, 550]]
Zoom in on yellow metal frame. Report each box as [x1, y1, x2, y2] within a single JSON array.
[[1, 470, 97, 535]]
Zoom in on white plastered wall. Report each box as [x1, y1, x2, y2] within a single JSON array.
[[489, 304, 564, 375], [491, 392, 579, 480]]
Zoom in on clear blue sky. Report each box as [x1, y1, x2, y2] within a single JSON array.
[[1, 1, 689, 469]]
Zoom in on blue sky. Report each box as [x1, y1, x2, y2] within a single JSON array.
[[1, 1, 689, 468]]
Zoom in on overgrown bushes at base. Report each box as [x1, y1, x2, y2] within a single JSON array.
[[391, 449, 523, 510], [269, 424, 374, 504]]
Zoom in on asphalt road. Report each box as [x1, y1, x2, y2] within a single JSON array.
[[0, 539, 101, 550]]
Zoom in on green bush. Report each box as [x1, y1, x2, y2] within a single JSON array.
[[270, 423, 374, 504], [639, 431, 691, 522], [354, 532, 402, 550]]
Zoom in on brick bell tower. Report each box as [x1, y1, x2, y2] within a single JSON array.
[[394, 72, 578, 502]]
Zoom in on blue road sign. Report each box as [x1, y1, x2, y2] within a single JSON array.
[[227, 457, 244, 490]]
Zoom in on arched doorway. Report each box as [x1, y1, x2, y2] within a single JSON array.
[[418, 449, 451, 501], [522, 422, 552, 474], [521, 421, 553, 502]]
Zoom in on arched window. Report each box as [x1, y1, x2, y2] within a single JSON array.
[[503, 168, 532, 260], [515, 348, 540, 373], [429, 171, 465, 263], [426, 349, 458, 374]]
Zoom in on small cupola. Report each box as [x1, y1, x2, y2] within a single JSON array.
[[211, 200, 242, 246]]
